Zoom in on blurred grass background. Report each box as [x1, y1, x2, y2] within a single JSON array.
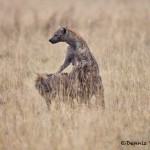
[[0, 0, 150, 149]]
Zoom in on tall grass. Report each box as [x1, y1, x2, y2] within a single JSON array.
[[0, 0, 150, 149]]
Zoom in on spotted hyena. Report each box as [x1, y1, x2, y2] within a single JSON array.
[[35, 73, 78, 110], [49, 27, 105, 107]]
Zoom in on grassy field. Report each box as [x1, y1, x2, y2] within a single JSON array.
[[0, 0, 150, 149]]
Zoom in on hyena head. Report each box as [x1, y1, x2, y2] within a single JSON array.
[[49, 27, 86, 47], [49, 27, 68, 44]]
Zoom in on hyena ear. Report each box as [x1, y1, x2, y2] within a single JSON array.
[[62, 27, 67, 34]]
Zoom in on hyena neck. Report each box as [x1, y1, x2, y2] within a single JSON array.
[[67, 39, 88, 50], [66, 29, 88, 50]]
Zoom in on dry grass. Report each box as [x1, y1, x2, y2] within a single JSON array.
[[0, 0, 150, 149]]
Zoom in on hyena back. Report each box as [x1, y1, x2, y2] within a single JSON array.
[[35, 73, 77, 110]]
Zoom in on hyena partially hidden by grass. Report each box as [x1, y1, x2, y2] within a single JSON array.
[[35, 27, 104, 110], [49, 27, 104, 106], [35, 71, 103, 110], [35, 73, 76, 110]]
